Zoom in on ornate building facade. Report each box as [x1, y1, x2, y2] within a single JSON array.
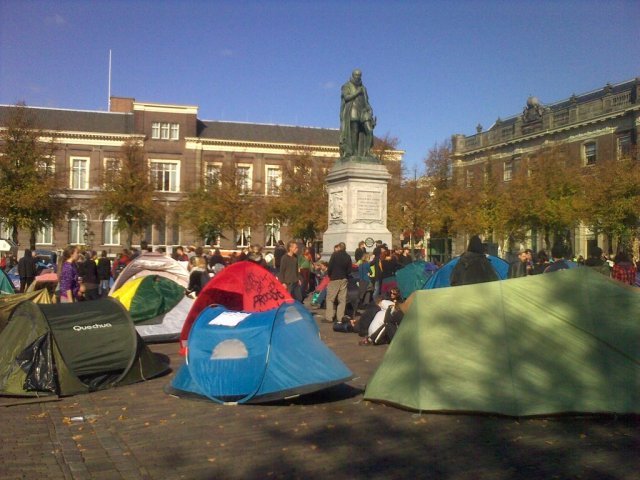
[[0, 97, 368, 254], [451, 77, 640, 257]]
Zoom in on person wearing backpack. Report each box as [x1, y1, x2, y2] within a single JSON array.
[[450, 235, 498, 286]]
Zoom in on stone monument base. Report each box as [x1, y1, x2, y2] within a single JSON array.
[[322, 161, 392, 257]]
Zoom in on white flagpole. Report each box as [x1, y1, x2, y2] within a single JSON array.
[[108, 50, 112, 111]]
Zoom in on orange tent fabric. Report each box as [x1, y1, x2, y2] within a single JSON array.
[[179, 261, 293, 351]]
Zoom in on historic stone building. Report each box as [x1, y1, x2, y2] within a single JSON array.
[[0, 97, 366, 254], [451, 77, 640, 257]]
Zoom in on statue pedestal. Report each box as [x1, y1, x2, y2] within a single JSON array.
[[322, 161, 392, 256]]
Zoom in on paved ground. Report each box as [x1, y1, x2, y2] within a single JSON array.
[[1, 304, 639, 480]]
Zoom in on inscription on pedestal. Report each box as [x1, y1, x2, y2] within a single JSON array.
[[356, 190, 382, 223]]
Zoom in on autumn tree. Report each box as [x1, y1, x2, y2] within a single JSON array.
[[182, 162, 264, 247], [371, 134, 406, 237], [0, 103, 68, 249], [95, 140, 164, 249], [422, 141, 456, 256], [267, 148, 328, 243], [580, 148, 640, 252], [516, 146, 583, 250]]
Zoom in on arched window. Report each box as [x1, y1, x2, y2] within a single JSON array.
[[103, 215, 120, 246], [69, 213, 87, 245]]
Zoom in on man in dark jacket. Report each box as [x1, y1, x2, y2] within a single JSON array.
[[450, 235, 498, 286], [17, 249, 37, 292], [325, 242, 353, 323], [97, 251, 112, 296], [78, 251, 100, 300]]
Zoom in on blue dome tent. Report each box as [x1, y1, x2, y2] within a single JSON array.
[[424, 255, 510, 289], [169, 302, 353, 404]]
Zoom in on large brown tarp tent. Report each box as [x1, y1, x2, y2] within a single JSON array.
[[364, 267, 640, 416]]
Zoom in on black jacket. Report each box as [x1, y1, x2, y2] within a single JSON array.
[[450, 252, 498, 286], [328, 250, 352, 280]]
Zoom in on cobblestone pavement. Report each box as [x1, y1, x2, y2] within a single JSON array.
[[1, 304, 639, 480]]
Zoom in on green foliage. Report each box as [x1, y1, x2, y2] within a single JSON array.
[[581, 153, 640, 244], [182, 162, 263, 247], [94, 140, 164, 248], [267, 147, 328, 242], [0, 104, 68, 248]]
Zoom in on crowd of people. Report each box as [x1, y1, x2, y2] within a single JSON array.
[[2, 236, 638, 339]]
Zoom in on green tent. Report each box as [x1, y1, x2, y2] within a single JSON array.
[[0, 289, 52, 333], [364, 267, 640, 416], [0, 298, 169, 397], [0, 269, 15, 295]]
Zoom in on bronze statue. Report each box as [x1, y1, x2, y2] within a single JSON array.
[[339, 69, 377, 162]]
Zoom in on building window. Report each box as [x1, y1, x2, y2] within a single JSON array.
[[103, 214, 120, 246], [69, 213, 87, 245], [104, 157, 121, 175], [161, 123, 170, 140], [150, 160, 179, 192], [236, 165, 252, 194], [37, 224, 53, 245], [503, 160, 513, 182], [38, 157, 55, 177], [618, 133, 632, 159], [70, 157, 89, 190], [465, 169, 474, 188], [204, 162, 222, 188], [583, 142, 597, 165], [208, 234, 221, 248], [170, 124, 180, 140], [265, 219, 280, 247], [151, 122, 180, 141], [265, 166, 282, 195], [237, 227, 251, 248]]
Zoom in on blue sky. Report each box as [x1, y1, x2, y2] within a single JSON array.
[[1, 0, 638, 171]]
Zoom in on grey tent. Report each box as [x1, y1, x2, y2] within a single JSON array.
[[0, 298, 169, 396]]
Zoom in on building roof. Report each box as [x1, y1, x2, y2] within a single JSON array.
[[0, 105, 134, 135], [487, 77, 639, 130], [198, 120, 339, 146]]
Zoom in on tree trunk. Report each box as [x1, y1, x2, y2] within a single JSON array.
[[29, 229, 36, 250], [11, 221, 19, 245]]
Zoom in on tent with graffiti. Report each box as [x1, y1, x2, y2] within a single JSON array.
[[179, 261, 293, 352], [169, 301, 352, 404], [109, 252, 193, 342], [423, 255, 510, 289], [0, 298, 168, 397], [364, 267, 640, 416]]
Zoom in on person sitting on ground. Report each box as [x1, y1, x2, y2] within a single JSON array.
[[208, 248, 225, 269], [544, 243, 570, 273], [611, 251, 636, 286], [450, 235, 498, 286], [359, 288, 403, 345]]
